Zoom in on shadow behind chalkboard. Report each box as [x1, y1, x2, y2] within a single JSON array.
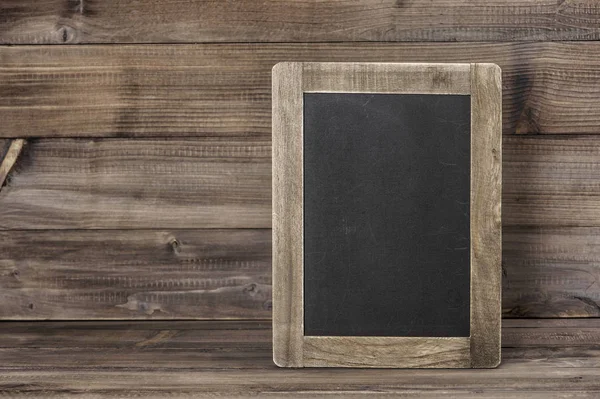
[[303, 93, 471, 337]]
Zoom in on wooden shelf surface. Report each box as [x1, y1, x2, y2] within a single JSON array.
[[0, 319, 599, 397]]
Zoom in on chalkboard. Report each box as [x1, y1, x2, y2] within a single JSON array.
[[303, 93, 471, 337], [272, 62, 502, 368]]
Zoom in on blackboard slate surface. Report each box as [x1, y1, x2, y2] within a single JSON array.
[[303, 93, 471, 337]]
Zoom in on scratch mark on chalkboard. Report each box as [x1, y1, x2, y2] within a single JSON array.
[[367, 220, 378, 244], [361, 95, 375, 108], [438, 160, 457, 166], [422, 226, 454, 237], [386, 314, 396, 327], [306, 251, 327, 266], [434, 115, 469, 130], [347, 182, 365, 194], [334, 270, 352, 325]]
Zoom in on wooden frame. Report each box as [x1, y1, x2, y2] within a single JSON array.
[[272, 62, 502, 368]]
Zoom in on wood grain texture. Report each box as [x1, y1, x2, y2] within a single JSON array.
[[0, 138, 271, 229], [502, 137, 600, 317], [502, 318, 600, 346], [303, 62, 470, 94], [271, 63, 304, 367], [2, 0, 600, 44], [303, 336, 471, 368], [0, 230, 271, 319], [470, 64, 502, 368], [3, 42, 600, 138], [0, 319, 593, 367], [0, 320, 599, 397], [503, 227, 600, 318], [4, 228, 600, 320], [504, 135, 600, 228], [5, 227, 600, 320]]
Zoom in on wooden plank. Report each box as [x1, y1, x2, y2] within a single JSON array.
[[504, 136, 600, 228], [0, 138, 271, 229], [4, 135, 600, 231], [3, 42, 600, 137], [503, 226, 600, 318], [302, 62, 471, 94], [470, 63, 502, 367], [303, 336, 471, 368], [271, 63, 304, 367], [2, 0, 600, 44], [4, 229, 600, 320], [0, 230, 271, 319], [503, 318, 600, 346], [4, 228, 600, 321], [503, 318, 600, 329], [0, 319, 595, 366], [0, 320, 599, 397], [1, 368, 599, 397]]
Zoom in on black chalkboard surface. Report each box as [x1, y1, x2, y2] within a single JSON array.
[[303, 93, 471, 337]]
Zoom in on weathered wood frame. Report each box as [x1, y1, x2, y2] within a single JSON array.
[[272, 62, 502, 368]]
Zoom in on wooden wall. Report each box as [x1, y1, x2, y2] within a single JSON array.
[[1, 0, 600, 320]]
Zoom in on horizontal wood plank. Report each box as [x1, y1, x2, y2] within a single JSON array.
[[503, 318, 600, 346], [303, 336, 471, 368], [0, 230, 271, 319], [4, 227, 600, 319], [504, 136, 600, 228], [3, 136, 600, 231], [4, 227, 600, 320], [1, 375, 599, 399], [503, 226, 600, 318], [3, 42, 600, 137], [0, 138, 271, 229], [2, 1, 600, 44], [0, 319, 595, 350], [0, 320, 599, 397]]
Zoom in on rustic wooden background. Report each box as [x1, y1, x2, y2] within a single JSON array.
[[2, 0, 600, 322]]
